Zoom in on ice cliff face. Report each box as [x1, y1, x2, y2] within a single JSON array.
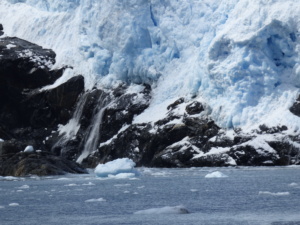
[[1, 0, 300, 131]]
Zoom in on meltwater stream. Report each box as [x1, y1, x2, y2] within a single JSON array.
[[1, 167, 300, 225]]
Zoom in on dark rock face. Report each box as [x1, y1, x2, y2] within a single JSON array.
[[0, 36, 85, 176], [0, 151, 86, 176], [290, 95, 300, 117], [0, 24, 3, 36], [185, 101, 204, 115], [101, 84, 151, 142]]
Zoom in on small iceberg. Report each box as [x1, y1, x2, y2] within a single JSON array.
[[85, 198, 106, 203], [134, 205, 189, 215], [95, 158, 137, 178], [205, 171, 228, 178], [259, 191, 290, 196], [24, 145, 34, 153]]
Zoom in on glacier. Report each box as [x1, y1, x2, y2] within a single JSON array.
[[1, 0, 300, 131]]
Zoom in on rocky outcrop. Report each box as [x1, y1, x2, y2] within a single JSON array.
[[290, 95, 300, 117], [0, 24, 3, 36], [0, 151, 86, 176], [0, 36, 85, 176]]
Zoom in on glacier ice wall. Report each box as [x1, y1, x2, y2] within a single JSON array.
[[1, 0, 300, 130]]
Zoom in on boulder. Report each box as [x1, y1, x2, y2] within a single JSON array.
[[185, 101, 204, 115], [0, 24, 3, 36], [290, 95, 300, 117]]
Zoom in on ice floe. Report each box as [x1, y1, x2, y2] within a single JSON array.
[[205, 171, 228, 178], [95, 158, 137, 178], [134, 205, 189, 215]]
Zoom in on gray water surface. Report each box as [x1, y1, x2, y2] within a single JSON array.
[[1, 167, 300, 225]]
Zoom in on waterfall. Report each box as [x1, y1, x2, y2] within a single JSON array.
[[76, 92, 110, 163], [52, 93, 89, 154]]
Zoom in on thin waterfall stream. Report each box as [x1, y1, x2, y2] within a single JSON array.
[[76, 92, 111, 163]]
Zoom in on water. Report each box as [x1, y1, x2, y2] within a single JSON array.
[[1, 167, 300, 225]]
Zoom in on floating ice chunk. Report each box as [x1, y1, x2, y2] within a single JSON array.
[[24, 145, 34, 153], [0, 138, 3, 142], [0, 206, 4, 209], [259, 191, 290, 196], [95, 158, 137, 178], [82, 182, 95, 186], [18, 185, 29, 189], [85, 198, 106, 203], [9, 203, 19, 206], [289, 183, 298, 187], [150, 172, 170, 177], [0, 176, 21, 181], [107, 173, 136, 179], [64, 183, 78, 187], [55, 178, 71, 181], [205, 171, 228, 178], [123, 191, 130, 194], [114, 184, 131, 187], [190, 189, 198, 192], [134, 205, 189, 215]]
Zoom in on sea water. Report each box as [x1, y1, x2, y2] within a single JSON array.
[[1, 167, 300, 225]]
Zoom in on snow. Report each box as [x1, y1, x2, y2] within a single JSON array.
[[23, 145, 34, 153], [134, 205, 189, 215], [205, 171, 228, 178], [1, 0, 300, 131], [6, 43, 16, 49], [95, 158, 137, 178]]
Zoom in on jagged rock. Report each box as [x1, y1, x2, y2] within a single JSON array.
[[190, 154, 230, 167], [0, 24, 3, 36], [89, 116, 220, 168], [151, 141, 197, 167], [0, 151, 87, 176], [167, 97, 184, 110], [0, 36, 65, 131], [258, 124, 288, 134], [0, 139, 25, 156], [228, 145, 278, 166], [0, 37, 62, 89], [290, 95, 300, 117], [96, 123, 153, 166], [101, 84, 151, 142], [0, 36, 84, 160], [21, 75, 84, 128], [185, 101, 204, 115]]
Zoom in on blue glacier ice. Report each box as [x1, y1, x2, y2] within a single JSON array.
[[1, 0, 300, 130]]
